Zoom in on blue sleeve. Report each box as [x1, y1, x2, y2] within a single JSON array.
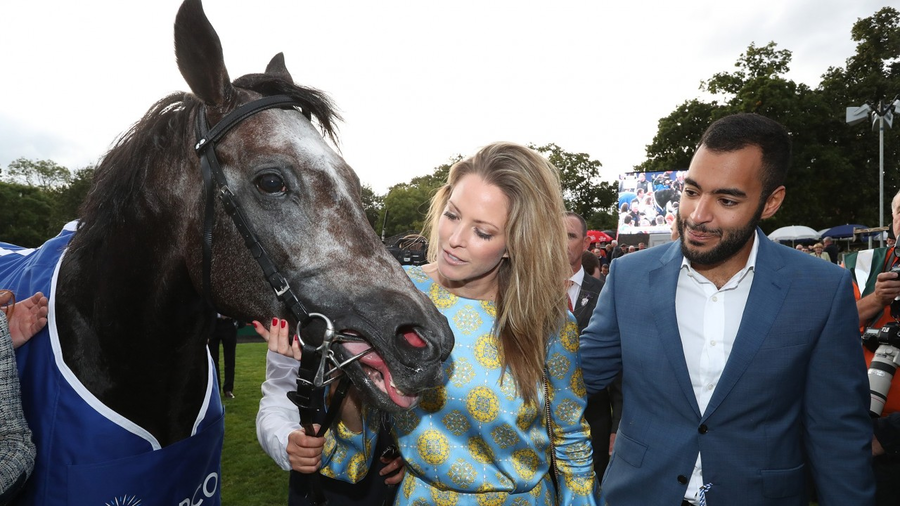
[[579, 259, 623, 396], [803, 270, 875, 504], [548, 318, 598, 505]]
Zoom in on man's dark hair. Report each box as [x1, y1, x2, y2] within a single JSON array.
[[699, 113, 791, 198], [566, 211, 588, 237]]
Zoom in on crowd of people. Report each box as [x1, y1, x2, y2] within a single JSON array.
[[4, 112, 898, 505]]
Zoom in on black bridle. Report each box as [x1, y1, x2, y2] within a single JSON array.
[[194, 95, 366, 506]]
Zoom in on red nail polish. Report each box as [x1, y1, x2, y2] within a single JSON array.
[[281, 319, 287, 329], [252, 321, 258, 328], [272, 317, 278, 327]]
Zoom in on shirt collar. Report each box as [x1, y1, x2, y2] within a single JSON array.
[[570, 266, 586, 287]]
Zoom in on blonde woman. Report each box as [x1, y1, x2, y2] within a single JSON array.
[[264, 142, 597, 505]]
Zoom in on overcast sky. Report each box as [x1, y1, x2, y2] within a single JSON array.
[[0, 0, 889, 193]]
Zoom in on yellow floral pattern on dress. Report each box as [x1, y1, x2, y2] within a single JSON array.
[[322, 265, 597, 505], [453, 305, 483, 335], [466, 386, 500, 423], [448, 458, 477, 488], [558, 320, 579, 353], [516, 402, 539, 431], [430, 282, 458, 310], [475, 333, 502, 369], [451, 358, 475, 388], [442, 409, 471, 436], [431, 483, 460, 506], [418, 429, 451, 465], [512, 448, 540, 481], [420, 385, 447, 413], [570, 368, 586, 398], [468, 435, 494, 464]]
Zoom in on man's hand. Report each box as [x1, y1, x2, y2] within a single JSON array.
[[874, 434, 886, 456], [3, 291, 49, 349], [873, 271, 900, 307], [287, 425, 326, 473], [858, 271, 900, 325], [379, 447, 406, 485]]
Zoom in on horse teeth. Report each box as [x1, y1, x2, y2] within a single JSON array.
[[389, 380, 408, 397]]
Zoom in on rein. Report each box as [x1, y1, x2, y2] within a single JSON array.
[[194, 95, 362, 506]]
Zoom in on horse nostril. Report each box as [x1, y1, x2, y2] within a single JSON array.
[[400, 326, 427, 348]]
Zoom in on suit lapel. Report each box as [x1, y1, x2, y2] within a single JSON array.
[[701, 231, 789, 421], [650, 242, 702, 418]]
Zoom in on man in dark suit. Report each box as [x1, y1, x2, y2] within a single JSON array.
[[581, 114, 874, 505], [565, 211, 621, 476]]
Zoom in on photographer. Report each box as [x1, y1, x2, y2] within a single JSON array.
[[854, 189, 900, 505]]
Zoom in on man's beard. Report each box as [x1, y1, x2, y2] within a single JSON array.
[[676, 203, 764, 266]]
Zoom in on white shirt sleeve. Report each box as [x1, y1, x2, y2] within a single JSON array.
[[256, 350, 303, 471]]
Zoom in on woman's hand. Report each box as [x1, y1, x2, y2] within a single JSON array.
[[286, 424, 326, 473], [3, 291, 49, 349], [252, 318, 302, 360]]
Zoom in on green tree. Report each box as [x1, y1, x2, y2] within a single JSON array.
[[531, 143, 618, 231], [0, 182, 56, 246], [638, 8, 900, 234], [377, 157, 458, 238], [360, 183, 383, 229], [2, 158, 72, 190], [50, 166, 95, 228]]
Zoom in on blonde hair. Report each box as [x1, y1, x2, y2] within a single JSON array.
[[424, 142, 570, 404]]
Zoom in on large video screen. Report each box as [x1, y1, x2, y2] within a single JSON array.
[[617, 170, 684, 236]]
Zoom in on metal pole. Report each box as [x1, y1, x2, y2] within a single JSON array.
[[880, 111, 886, 247]]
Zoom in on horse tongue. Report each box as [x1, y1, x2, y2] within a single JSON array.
[[341, 343, 417, 409]]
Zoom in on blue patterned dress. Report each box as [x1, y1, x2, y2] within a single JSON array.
[[322, 266, 597, 505]]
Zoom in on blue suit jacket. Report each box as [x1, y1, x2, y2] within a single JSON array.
[[580, 230, 874, 506]]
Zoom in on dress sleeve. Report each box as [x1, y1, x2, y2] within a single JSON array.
[[546, 317, 598, 505], [320, 407, 380, 484]]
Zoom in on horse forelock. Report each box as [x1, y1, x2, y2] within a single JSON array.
[[232, 73, 342, 146]]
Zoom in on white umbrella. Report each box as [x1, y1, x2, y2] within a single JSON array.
[[768, 225, 820, 242]]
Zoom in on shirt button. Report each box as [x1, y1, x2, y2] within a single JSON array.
[[710, 340, 717, 346], [707, 384, 714, 391], [711, 295, 718, 302]]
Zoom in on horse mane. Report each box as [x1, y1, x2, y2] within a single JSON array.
[[69, 76, 341, 254]]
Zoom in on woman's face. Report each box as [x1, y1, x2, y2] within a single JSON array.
[[435, 174, 509, 296]]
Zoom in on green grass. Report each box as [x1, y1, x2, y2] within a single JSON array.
[[221, 342, 289, 505]]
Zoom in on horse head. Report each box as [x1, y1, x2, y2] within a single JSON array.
[[172, 0, 453, 414]]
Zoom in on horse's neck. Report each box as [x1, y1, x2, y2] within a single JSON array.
[[54, 241, 212, 446]]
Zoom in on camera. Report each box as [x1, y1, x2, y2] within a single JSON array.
[[863, 321, 900, 417]]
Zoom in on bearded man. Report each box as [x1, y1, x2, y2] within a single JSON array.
[[580, 113, 874, 506]]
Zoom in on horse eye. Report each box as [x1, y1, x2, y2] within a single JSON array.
[[255, 174, 286, 194]]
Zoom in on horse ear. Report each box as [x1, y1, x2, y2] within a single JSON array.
[[174, 0, 234, 107], [265, 53, 294, 83]]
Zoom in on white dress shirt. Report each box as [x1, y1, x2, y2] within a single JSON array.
[[568, 266, 586, 310], [675, 234, 759, 504]]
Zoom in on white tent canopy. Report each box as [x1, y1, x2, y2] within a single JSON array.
[[768, 225, 820, 242]]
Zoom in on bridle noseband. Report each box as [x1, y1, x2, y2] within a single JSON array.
[[193, 95, 369, 506]]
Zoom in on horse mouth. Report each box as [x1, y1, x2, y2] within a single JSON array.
[[341, 339, 419, 410]]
